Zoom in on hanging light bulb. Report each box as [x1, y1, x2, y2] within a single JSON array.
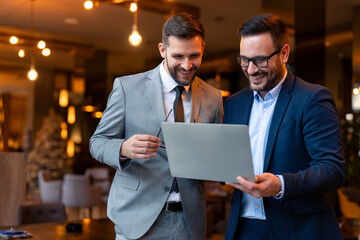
[[354, 87, 360, 95], [129, 29, 142, 46], [84, 0, 94, 10], [27, 55, 38, 81], [18, 49, 25, 58], [129, 2, 137, 12], [60, 122, 68, 140], [42, 48, 51, 56], [9, 36, 19, 44], [27, 68, 38, 81], [67, 105, 76, 124], [129, 11, 142, 47], [37, 40, 46, 49], [59, 89, 69, 107], [67, 139, 75, 157]]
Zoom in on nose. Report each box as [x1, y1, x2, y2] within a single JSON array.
[[181, 58, 192, 71], [246, 60, 259, 75]]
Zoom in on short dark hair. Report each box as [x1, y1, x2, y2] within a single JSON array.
[[162, 12, 205, 46], [237, 14, 289, 49]]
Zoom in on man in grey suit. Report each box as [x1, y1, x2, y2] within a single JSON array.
[[89, 13, 223, 240]]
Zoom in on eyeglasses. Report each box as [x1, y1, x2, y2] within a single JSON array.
[[236, 46, 283, 68], [156, 109, 173, 148]]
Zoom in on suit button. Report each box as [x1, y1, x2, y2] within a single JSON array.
[[164, 186, 170, 192]]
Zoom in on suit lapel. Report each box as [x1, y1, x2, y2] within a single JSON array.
[[145, 65, 166, 122], [263, 73, 295, 171], [241, 90, 254, 125], [190, 77, 202, 122]]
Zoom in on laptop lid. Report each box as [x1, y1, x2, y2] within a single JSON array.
[[161, 122, 255, 183]]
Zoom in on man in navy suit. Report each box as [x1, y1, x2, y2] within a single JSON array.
[[224, 14, 344, 240]]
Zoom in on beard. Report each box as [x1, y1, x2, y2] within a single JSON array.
[[245, 63, 285, 93], [166, 59, 197, 86]]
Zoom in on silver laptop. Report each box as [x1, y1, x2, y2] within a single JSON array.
[[161, 122, 255, 183]]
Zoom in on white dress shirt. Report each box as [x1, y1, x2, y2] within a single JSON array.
[[240, 72, 287, 220], [160, 61, 192, 202]]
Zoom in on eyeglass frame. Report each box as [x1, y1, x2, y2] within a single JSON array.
[[156, 109, 173, 148], [235, 45, 284, 68]]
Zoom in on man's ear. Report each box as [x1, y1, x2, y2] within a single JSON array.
[[281, 44, 290, 63], [158, 43, 166, 58]]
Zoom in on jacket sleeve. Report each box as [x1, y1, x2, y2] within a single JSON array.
[[282, 87, 345, 199], [89, 78, 129, 170]]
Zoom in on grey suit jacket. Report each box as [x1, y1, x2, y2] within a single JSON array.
[[89, 64, 224, 239]]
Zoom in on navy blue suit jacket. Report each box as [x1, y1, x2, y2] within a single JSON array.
[[224, 73, 344, 240]]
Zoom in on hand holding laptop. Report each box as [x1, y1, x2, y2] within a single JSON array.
[[226, 173, 282, 198]]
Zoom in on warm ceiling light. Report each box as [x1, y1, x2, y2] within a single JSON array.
[[67, 139, 75, 157], [59, 89, 69, 107], [92, 111, 103, 118], [353, 87, 359, 95], [42, 48, 51, 56], [82, 105, 98, 112], [18, 49, 25, 58], [60, 122, 68, 140], [27, 68, 38, 81], [67, 105, 76, 124], [129, 30, 142, 46], [9, 36, 19, 44], [129, 2, 137, 12], [129, 9, 141, 47], [28, 55, 38, 81], [37, 40, 46, 49], [84, 0, 94, 10]]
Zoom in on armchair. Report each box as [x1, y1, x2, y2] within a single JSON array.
[[37, 170, 62, 203], [61, 174, 102, 220]]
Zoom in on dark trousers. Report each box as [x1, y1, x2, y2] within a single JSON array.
[[234, 218, 274, 240]]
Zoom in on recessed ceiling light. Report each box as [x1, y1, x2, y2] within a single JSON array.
[[64, 18, 79, 25]]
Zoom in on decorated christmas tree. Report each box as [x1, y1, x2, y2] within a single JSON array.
[[27, 108, 72, 199]]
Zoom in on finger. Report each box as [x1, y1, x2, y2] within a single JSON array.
[[236, 176, 254, 188], [134, 134, 161, 143], [132, 152, 157, 159], [133, 146, 159, 154], [134, 140, 161, 148], [226, 182, 245, 191]]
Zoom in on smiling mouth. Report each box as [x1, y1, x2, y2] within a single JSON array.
[[178, 69, 192, 75]]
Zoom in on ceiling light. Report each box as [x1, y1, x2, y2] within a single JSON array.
[[129, 29, 142, 47], [27, 68, 38, 81], [129, 9, 142, 47], [59, 89, 69, 107], [18, 49, 25, 58], [9, 36, 19, 44], [82, 105, 98, 112], [67, 106, 76, 124], [92, 111, 103, 119], [42, 48, 51, 56], [129, 2, 137, 12], [60, 122, 68, 140], [37, 40, 46, 49], [84, 0, 94, 10], [67, 139, 75, 157], [353, 87, 359, 95], [27, 55, 38, 81]]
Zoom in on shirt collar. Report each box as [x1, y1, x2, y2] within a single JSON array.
[[253, 70, 287, 100], [160, 61, 190, 93]]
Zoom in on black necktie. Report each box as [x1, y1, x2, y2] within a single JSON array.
[[170, 86, 184, 193]]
